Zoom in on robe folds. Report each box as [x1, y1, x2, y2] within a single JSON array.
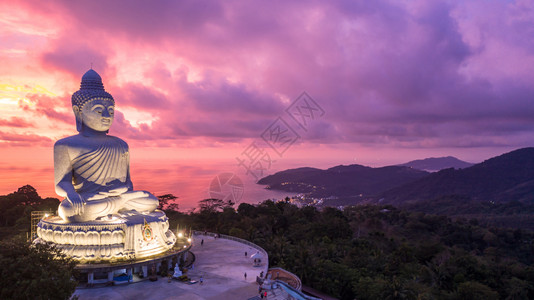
[[71, 137, 129, 201]]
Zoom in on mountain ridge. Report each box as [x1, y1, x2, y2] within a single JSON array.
[[258, 164, 428, 198], [381, 147, 534, 204], [258, 147, 534, 207], [399, 156, 474, 171]]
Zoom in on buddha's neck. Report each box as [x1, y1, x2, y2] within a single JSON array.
[[81, 127, 108, 137]]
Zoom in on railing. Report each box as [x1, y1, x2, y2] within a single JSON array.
[[275, 280, 322, 300], [192, 230, 269, 266], [268, 267, 302, 291], [184, 251, 195, 268]]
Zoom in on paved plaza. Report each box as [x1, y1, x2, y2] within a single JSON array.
[[74, 235, 269, 300]]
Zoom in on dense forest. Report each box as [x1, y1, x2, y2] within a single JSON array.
[[0, 186, 77, 300], [2, 186, 534, 299], [403, 195, 534, 231], [167, 199, 534, 299], [0, 185, 59, 240]]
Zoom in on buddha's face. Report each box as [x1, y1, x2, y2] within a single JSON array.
[[80, 98, 115, 132]]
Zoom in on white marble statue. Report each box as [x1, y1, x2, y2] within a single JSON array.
[[55, 69, 159, 222], [36, 69, 176, 261], [172, 263, 182, 278]]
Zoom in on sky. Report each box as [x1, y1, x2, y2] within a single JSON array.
[[1, 0, 534, 208]]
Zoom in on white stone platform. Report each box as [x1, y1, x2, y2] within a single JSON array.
[[36, 210, 176, 261], [74, 234, 269, 300]]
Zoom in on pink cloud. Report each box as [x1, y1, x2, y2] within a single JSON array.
[[1, 0, 534, 152], [40, 43, 110, 78], [0, 117, 34, 128], [24, 94, 72, 124], [0, 131, 53, 147]]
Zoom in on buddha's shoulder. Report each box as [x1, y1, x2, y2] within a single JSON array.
[[54, 135, 82, 148], [54, 135, 128, 148], [106, 135, 129, 148]]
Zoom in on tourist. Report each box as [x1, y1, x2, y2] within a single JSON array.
[[244, 272, 247, 280], [200, 275, 203, 285], [201, 239, 204, 246], [245, 251, 248, 257]]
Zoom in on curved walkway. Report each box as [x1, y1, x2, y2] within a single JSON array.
[[73, 235, 268, 300]]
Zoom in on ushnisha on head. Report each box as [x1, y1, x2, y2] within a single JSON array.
[[71, 69, 115, 133]]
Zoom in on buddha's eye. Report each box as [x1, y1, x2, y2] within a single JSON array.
[[94, 108, 103, 114], [108, 108, 114, 115]]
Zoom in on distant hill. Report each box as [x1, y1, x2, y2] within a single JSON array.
[[381, 147, 534, 205], [258, 164, 428, 198], [399, 156, 473, 172], [257, 148, 534, 230]]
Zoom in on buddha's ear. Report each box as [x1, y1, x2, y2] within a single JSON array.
[[73, 105, 82, 132], [72, 105, 81, 114]]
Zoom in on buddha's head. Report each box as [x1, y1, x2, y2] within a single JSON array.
[[71, 70, 115, 133]]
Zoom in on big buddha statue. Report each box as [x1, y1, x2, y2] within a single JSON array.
[[55, 69, 158, 222], [36, 70, 176, 261]]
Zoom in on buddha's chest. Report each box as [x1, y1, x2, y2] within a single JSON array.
[[71, 138, 129, 183]]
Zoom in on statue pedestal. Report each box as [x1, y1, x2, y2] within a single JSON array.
[[36, 210, 176, 261]]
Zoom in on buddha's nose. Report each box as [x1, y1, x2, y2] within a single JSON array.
[[102, 110, 111, 118]]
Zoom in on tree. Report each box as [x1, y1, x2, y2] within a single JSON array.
[[198, 198, 234, 213], [237, 203, 257, 218], [0, 185, 59, 229], [14, 185, 41, 205], [0, 239, 78, 300], [0, 196, 25, 227], [229, 227, 247, 239], [457, 281, 499, 300], [157, 194, 178, 211]]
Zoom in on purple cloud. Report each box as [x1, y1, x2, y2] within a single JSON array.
[[5, 0, 534, 150]]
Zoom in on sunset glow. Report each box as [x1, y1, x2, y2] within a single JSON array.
[[1, 0, 533, 209]]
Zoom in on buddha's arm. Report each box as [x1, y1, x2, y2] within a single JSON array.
[[54, 142, 85, 213], [125, 151, 134, 191]]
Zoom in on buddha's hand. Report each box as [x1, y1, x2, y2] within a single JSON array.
[[107, 186, 129, 195], [95, 186, 129, 198], [67, 192, 85, 216]]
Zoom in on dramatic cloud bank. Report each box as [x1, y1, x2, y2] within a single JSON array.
[[1, 0, 534, 199], [2, 0, 534, 148]]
